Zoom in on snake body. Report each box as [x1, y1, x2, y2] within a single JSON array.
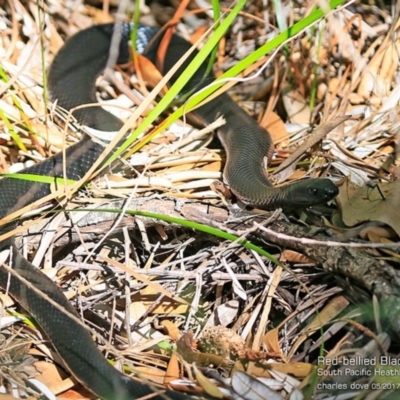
[[0, 23, 338, 399]]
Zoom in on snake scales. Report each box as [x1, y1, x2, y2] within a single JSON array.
[[0, 23, 338, 399]]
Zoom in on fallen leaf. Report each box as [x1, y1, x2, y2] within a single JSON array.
[[161, 320, 181, 341], [281, 85, 311, 124], [268, 362, 314, 378], [262, 328, 285, 361], [193, 365, 224, 398], [231, 371, 284, 400], [262, 111, 289, 149], [337, 179, 400, 236], [164, 351, 181, 384], [137, 54, 168, 95]]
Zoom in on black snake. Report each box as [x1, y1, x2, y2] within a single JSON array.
[[0, 23, 338, 399]]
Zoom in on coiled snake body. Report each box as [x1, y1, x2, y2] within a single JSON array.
[[0, 23, 338, 399]]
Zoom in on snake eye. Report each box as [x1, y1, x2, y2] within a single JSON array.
[[308, 187, 320, 197], [311, 188, 319, 196]]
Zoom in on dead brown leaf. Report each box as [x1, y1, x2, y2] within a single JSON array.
[[337, 179, 400, 236], [262, 328, 286, 361], [268, 362, 315, 378], [164, 351, 181, 384], [262, 111, 289, 149]]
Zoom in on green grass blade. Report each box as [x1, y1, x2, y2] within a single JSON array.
[[113, 0, 346, 158], [181, 0, 347, 115], [0, 66, 28, 151], [84, 208, 280, 264], [106, 0, 248, 165], [0, 173, 76, 185]]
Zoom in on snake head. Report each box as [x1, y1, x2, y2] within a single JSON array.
[[292, 178, 339, 207], [240, 178, 339, 210]]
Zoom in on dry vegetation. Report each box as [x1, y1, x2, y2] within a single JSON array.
[[0, 0, 400, 399]]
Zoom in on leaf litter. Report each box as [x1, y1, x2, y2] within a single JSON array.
[[0, 0, 400, 399]]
